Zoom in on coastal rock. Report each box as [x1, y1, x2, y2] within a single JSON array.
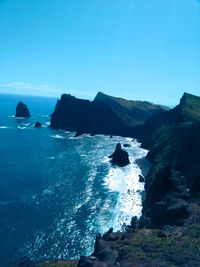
[[141, 165, 190, 228], [95, 92, 169, 127], [16, 102, 30, 118], [139, 175, 145, 182], [109, 143, 130, 167], [130, 216, 139, 229], [78, 224, 200, 266], [50, 94, 133, 137], [50, 93, 169, 137], [133, 93, 200, 194], [34, 122, 42, 128], [123, 143, 131, 147]]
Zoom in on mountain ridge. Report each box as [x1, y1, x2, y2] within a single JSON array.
[[94, 92, 169, 127], [50, 92, 169, 135]]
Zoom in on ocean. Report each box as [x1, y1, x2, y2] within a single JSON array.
[[0, 94, 150, 266]]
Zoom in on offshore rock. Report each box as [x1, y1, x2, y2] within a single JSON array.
[[123, 143, 131, 147], [109, 143, 130, 167], [16, 102, 30, 118], [34, 122, 42, 128]]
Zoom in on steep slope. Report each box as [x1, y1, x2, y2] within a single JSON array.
[[134, 93, 200, 227], [13, 92, 200, 266], [95, 92, 169, 127], [50, 94, 133, 136]]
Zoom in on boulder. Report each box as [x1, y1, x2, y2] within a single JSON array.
[[123, 143, 131, 147], [16, 102, 30, 117], [34, 122, 42, 128], [139, 175, 145, 182], [109, 143, 130, 167]]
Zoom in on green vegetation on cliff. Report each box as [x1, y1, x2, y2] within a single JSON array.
[[95, 92, 169, 127]]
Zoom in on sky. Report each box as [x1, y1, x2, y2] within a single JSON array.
[[0, 0, 199, 105]]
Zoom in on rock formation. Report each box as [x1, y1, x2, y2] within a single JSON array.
[[123, 143, 131, 147], [50, 93, 169, 137], [131, 93, 200, 227], [16, 102, 30, 118], [34, 122, 42, 128], [79, 92, 200, 265], [95, 92, 169, 127], [12, 92, 200, 266], [50, 94, 134, 137], [141, 165, 191, 228], [109, 143, 130, 167]]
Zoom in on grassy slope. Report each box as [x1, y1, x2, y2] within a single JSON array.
[[94, 92, 169, 127]]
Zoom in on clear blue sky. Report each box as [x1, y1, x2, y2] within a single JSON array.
[[0, 0, 199, 105]]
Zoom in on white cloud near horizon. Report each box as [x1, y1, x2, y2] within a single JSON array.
[[0, 82, 97, 100], [0, 82, 66, 95]]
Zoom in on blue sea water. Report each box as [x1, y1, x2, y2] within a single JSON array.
[[0, 94, 150, 266]]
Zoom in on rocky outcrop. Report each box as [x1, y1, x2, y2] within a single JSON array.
[[50, 93, 169, 137], [134, 93, 200, 227], [123, 143, 131, 147], [11, 258, 79, 266], [95, 92, 169, 127], [12, 92, 200, 266], [141, 165, 191, 228], [109, 143, 130, 167], [16, 102, 30, 117], [50, 94, 134, 137], [34, 122, 42, 128], [78, 224, 200, 266]]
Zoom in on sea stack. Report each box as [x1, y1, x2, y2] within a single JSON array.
[[109, 143, 130, 167], [16, 102, 30, 118], [34, 122, 42, 128]]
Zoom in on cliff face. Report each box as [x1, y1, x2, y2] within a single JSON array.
[[78, 92, 200, 265], [13, 92, 200, 266], [51, 93, 169, 136], [50, 94, 134, 136], [95, 92, 169, 127], [134, 93, 200, 227]]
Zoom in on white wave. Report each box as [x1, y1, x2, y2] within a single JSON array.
[[125, 137, 133, 142], [47, 156, 55, 159], [102, 156, 110, 163], [46, 122, 50, 126], [102, 139, 148, 231], [43, 188, 54, 195], [16, 117, 26, 119], [50, 134, 65, 139], [17, 126, 26, 129], [0, 126, 8, 129], [41, 115, 50, 118], [103, 163, 144, 231]]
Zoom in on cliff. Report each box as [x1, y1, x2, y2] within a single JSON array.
[[50, 94, 135, 136], [50, 92, 169, 136], [95, 92, 169, 127], [14, 92, 200, 266], [130, 93, 200, 228], [78, 92, 200, 265]]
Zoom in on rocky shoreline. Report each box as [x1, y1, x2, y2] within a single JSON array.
[[13, 92, 200, 266]]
